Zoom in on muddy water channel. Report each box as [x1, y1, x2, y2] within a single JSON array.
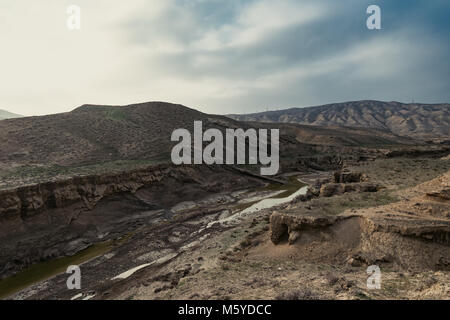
[[241, 186, 308, 214]]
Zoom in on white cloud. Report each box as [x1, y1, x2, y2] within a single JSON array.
[[192, 0, 329, 50], [0, 0, 448, 116]]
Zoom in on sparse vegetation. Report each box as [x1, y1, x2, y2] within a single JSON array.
[[350, 158, 449, 189], [304, 189, 398, 216], [276, 288, 324, 300]]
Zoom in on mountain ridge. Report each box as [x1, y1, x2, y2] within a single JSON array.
[[0, 109, 23, 120], [227, 100, 450, 140]]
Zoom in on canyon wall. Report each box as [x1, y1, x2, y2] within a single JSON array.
[[0, 164, 262, 278]]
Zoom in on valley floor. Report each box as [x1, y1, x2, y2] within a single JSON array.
[[4, 157, 449, 300]]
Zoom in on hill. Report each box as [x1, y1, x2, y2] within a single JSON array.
[[0, 109, 23, 120], [0, 102, 241, 167], [0, 101, 417, 169], [228, 100, 450, 140], [0, 101, 436, 190]]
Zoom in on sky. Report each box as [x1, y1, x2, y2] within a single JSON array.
[[0, 0, 449, 116]]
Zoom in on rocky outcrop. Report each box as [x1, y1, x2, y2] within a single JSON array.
[[289, 188, 320, 204], [270, 171, 450, 271], [270, 211, 450, 270], [333, 171, 367, 183], [270, 212, 347, 244], [312, 170, 380, 197], [319, 182, 381, 197], [361, 217, 450, 245], [426, 188, 450, 202], [334, 171, 357, 183]]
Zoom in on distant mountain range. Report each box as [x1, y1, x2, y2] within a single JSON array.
[[0, 109, 23, 120], [228, 100, 450, 140]]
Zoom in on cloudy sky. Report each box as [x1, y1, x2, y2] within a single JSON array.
[[0, 0, 449, 116]]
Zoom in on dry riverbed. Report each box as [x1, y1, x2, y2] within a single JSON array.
[[4, 176, 305, 300]]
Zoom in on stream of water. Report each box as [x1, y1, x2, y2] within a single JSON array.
[[240, 186, 308, 214], [0, 181, 308, 299]]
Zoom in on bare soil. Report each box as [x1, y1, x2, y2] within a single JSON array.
[[5, 158, 448, 300]]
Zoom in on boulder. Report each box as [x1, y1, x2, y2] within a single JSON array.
[[320, 183, 345, 197], [333, 171, 366, 183]]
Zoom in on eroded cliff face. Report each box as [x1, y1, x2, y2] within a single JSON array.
[[0, 168, 163, 231], [269, 171, 450, 272], [0, 164, 262, 279]]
